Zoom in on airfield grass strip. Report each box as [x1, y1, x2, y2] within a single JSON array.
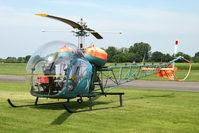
[[0, 63, 198, 75], [0, 63, 26, 75], [0, 63, 198, 82], [0, 81, 199, 133]]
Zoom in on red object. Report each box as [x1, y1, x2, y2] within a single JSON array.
[[175, 40, 178, 45], [155, 67, 178, 80], [80, 43, 83, 48], [38, 77, 49, 83]]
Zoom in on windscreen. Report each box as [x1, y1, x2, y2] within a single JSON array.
[[25, 41, 84, 95]]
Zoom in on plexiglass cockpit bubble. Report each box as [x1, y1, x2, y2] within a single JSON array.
[[26, 41, 89, 96]]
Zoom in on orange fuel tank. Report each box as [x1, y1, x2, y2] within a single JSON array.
[[85, 46, 107, 66]]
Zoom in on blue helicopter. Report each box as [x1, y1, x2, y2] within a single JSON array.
[[8, 14, 191, 113]]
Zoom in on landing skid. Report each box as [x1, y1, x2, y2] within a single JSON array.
[[7, 97, 69, 108], [63, 92, 124, 113], [8, 92, 124, 113]]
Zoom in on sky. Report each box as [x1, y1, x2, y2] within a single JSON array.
[[0, 0, 199, 58]]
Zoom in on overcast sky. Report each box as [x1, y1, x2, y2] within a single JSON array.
[[0, 0, 199, 58]]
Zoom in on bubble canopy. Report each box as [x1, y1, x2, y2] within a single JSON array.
[[26, 41, 84, 75], [26, 41, 91, 97]]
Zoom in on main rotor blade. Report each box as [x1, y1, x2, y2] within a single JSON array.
[[35, 14, 82, 30], [36, 14, 103, 39], [91, 32, 103, 39], [86, 28, 103, 39]]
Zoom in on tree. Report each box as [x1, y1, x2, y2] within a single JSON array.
[[17, 57, 25, 63], [151, 51, 164, 62], [25, 55, 31, 62], [129, 45, 134, 53], [195, 52, 199, 57], [112, 53, 126, 63], [6, 57, 17, 63], [129, 42, 151, 61], [193, 52, 199, 62], [193, 57, 199, 63], [162, 53, 172, 62], [106, 46, 118, 62], [126, 53, 141, 62], [176, 52, 191, 62], [118, 47, 129, 54], [0, 58, 4, 63]]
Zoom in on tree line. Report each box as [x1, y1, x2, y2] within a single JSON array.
[[105, 42, 199, 63], [0, 55, 31, 63], [0, 42, 199, 63]]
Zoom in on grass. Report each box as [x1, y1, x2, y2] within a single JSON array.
[[0, 63, 198, 82], [175, 63, 199, 70], [106, 63, 199, 70], [142, 70, 199, 82], [0, 63, 26, 75], [105, 63, 199, 82], [0, 81, 199, 133]]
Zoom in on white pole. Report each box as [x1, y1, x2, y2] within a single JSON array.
[[174, 39, 178, 56], [173, 39, 178, 69]]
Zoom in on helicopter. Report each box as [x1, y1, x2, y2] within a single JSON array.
[[7, 14, 192, 113]]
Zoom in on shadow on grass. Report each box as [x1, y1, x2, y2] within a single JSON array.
[[30, 95, 104, 111], [125, 93, 175, 101], [7, 95, 119, 125], [51, 111, 72, 125], [28, 95, 112, 125]]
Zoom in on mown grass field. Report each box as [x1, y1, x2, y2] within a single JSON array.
[[0, 81, 199, 133], [106, 62, 199, 70], [107, 63, 199, 82], [142, 70, 199, 82], [0, 63, 198, 82], [0, 63, 26, 75]]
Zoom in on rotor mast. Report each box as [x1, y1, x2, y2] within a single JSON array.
[[76, 18, 88, 49]]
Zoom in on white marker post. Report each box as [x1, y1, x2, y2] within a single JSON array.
[[174, 39, 178, 56], [173, 39, 178, 69]]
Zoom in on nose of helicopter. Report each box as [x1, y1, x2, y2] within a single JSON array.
[[25, 41, 89, 97]]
